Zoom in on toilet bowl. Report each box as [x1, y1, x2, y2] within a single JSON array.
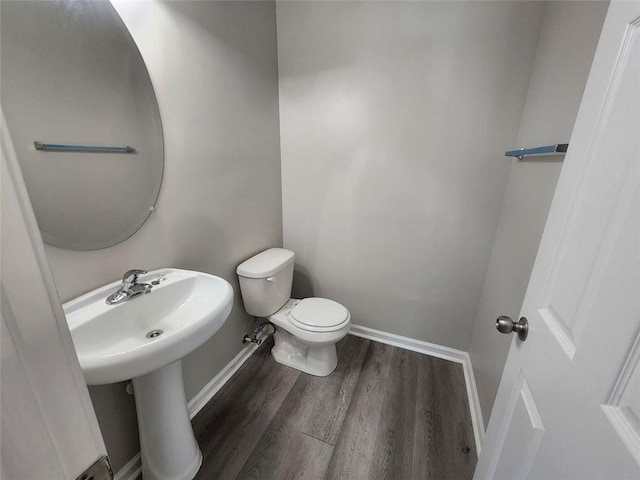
[[236, 248, 351, 376], [269, 298, 351, 376]]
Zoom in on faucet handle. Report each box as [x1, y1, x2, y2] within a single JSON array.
[[123, 269, 147, 284]]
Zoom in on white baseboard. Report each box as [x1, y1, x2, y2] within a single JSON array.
[[187, 342, 261, 417], [113, 453, 141, 480], [349, 324, 485, 454], [116, 326, 485, 479], [114, 342, 261, 480]]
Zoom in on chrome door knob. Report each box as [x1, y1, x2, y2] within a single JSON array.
[[496, 316, 529, 341]]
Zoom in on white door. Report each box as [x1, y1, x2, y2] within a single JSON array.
[[474, 2, 640, 479], [1, 111, 109, 479]]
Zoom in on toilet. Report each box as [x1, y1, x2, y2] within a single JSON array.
[[236, 248, 351, 376]]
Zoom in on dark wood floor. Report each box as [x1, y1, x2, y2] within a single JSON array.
[[193, 335, 477, 480]]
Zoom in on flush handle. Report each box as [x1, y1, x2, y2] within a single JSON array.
[[496, 316, 529, 341], [266, 277, 276, 282]]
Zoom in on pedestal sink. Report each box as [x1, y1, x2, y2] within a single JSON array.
[[64, 268, 234, 480]]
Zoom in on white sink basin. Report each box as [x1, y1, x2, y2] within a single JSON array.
[[65, 268, 233, 385]]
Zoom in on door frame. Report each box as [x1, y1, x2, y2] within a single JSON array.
[[1, 108, 107, 479]]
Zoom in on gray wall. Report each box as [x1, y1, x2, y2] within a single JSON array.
[[277, 1, 546, 350], [41, 1, 281, 471], [467, 1, 608, 427]]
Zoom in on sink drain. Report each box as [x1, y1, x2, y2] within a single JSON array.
[[146, 329, 164, 339]]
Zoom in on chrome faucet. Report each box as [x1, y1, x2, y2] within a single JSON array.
[[106, 269, 153, 305]]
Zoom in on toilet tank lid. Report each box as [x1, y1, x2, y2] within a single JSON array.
[[236, 248, 295, 278]]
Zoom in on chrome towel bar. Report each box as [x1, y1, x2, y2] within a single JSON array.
[[505, 143, 568, 160], [34, 141, 136, 154]]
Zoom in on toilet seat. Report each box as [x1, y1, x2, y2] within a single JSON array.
[[288, 298, 350, 332]]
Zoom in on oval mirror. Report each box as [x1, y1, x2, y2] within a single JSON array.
[[1, 0, 163, 250]]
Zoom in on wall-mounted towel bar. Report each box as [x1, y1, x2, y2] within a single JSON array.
[[34, 141, 136, 154], [505, 143, 568, 160]]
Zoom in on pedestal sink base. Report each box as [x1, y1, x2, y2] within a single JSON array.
[[132, 360, 202, 480], [64, 269, 233, 478]]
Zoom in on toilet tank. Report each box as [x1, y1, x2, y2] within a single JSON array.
[[236, 248, 295, 317]]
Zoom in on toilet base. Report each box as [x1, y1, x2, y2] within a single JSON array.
[[271, 330, 338, 376]]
